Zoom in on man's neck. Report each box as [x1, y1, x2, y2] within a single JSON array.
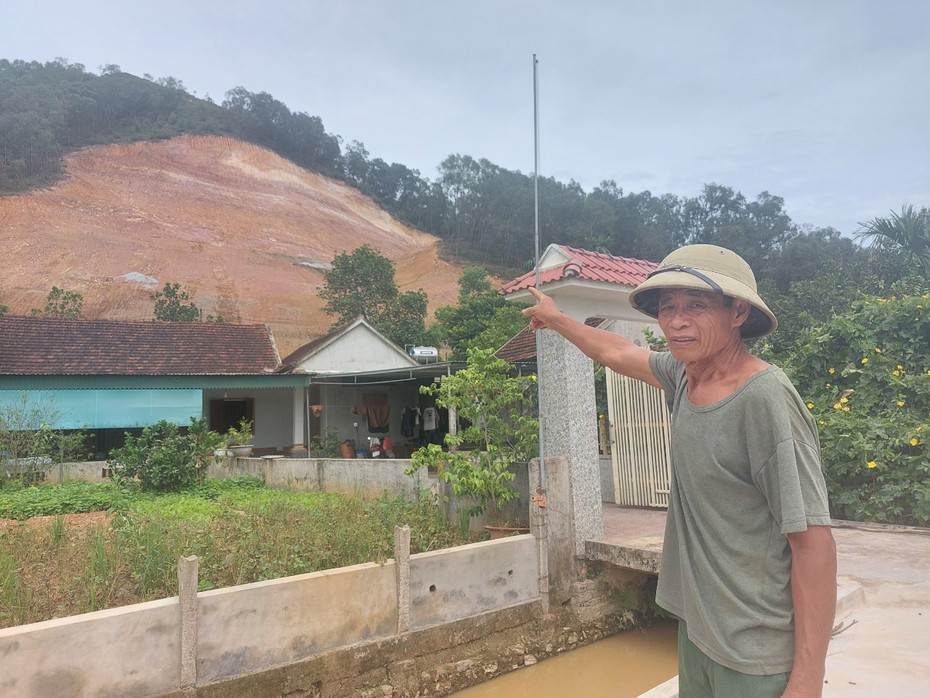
[[683, 343, 768, 405]]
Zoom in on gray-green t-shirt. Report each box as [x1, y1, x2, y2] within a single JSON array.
[[650, 351, 831, 675]]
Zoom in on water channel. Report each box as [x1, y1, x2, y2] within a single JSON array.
[[451, 620, 679, 697]]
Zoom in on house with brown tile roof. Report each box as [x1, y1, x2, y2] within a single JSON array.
[[0, 315, 306, 457], [0, 314, 463, 461]]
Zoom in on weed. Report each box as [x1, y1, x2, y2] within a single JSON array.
[[0, 478, 468, 628]]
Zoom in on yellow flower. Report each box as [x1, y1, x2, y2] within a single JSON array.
[[828, 367, 836, 374], [898, 400, 906, 407], [840, 396, 849, 404], [897, 365, 904, 370], [833, 402, 843, 410], [825, 383, 831, 388], [861, 358, 869, 365], [806, 402, 814, 409], [911, 437, 919, 447], [818, 420, 825, 426], [893, 370, 901, 376], [874, 347, 882, 354], [867, 461, 877, 469], [843, 406, 850, 412]]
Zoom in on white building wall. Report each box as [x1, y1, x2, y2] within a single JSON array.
[[297, 325, 417, 373]]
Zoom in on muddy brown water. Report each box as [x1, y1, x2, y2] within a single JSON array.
[[451, 621, 679, 697]]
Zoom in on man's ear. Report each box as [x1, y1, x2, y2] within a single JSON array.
[[732, 300, 752, 329]]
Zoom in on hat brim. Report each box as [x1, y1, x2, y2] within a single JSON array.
[[629, 269, 777, 339]]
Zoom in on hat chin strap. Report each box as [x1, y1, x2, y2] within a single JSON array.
[[646, 264, 724, 294]]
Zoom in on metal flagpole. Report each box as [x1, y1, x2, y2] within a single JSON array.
[[533, 54, 547, 493]]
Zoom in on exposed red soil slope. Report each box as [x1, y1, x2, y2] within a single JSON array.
[[0, 135, 463, 355]]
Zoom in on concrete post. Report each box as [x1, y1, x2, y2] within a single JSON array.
[[528, 459, 550, 614], [178, 555, 199, 690], [532, 456, 579, 604], [394, 525, 411, 633], [537, 330, 604, 556]]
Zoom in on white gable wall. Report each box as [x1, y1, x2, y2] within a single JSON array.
[[294, 323, 417, 374]]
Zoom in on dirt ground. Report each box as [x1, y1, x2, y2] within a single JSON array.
[[0, 135, 467, 356], [0, 511, 140, 626]]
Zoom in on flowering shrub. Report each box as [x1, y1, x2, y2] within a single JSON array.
[[785, 293, 930, 525]]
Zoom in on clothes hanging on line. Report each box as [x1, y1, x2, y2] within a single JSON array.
[[400, 406, 420, 437], [353, 405, 390, 433]]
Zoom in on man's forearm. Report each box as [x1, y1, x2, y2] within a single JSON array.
[[784, 525, 837, 697]]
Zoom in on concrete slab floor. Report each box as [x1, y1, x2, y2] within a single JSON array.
[[600, 505, 930, 697]]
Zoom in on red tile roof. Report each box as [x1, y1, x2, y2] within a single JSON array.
[[501, 246, 657, 295], [0, 315, 281, 376], [496, 318, 607, 363]]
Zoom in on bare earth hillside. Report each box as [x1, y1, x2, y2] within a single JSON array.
[[0, 135, 463, 355]]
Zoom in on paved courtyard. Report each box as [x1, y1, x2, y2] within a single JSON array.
[[599, 505, 930, 697]]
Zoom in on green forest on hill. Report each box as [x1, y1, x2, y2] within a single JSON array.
[[1, 58, 927, 354]]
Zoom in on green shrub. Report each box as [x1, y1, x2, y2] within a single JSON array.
[[308, 427, 340, 457], [409, 347, 537, 528], [108, 418, 224, 492], [786, 293, 930, 525]]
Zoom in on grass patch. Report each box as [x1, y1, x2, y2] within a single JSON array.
[[0, 480, 129, 520], [0, 478, 466, 628]]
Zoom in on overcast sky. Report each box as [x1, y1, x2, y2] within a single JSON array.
[[3, 1, 928, 237]]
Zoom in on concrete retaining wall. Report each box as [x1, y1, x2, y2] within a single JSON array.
[[0, 532, 538, 698], [208, 457, 433, 500]]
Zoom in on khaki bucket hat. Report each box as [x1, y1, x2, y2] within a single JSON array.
[[629, 244, 777, 339]]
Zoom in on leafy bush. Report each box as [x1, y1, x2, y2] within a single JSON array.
[[224, 418, 253, 446], [786, 293, 930, 525], [308, 427, 340, 457], [409, 347, 537, 526], [108, 418, 224, 492]]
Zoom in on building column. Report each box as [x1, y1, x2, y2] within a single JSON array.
[[292, 386, 305, 449], [536, 330, 604, 557]]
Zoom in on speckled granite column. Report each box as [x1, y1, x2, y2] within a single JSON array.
[[537, 330, 604, 556]]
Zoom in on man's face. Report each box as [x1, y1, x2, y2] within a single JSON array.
[[656, 288, 744, 362]]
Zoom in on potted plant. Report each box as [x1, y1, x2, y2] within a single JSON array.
[[226, 418, 254, 457], [408, 347, 538, 537]]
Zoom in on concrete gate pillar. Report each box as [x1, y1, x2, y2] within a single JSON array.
[[536, 329, 604, 559]]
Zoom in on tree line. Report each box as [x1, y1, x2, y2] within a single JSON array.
[[2, 58, 928, 358]]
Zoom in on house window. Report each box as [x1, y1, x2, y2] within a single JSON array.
[[210, 398, 255, 434]]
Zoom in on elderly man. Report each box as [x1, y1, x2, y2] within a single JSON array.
[[523, 244, 836, 698]]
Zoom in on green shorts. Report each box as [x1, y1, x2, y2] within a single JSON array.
[[678, 621, 790, 698]]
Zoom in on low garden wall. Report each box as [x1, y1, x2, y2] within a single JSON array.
[[0, 530, 539, 698], [207, 456, 433, 500]]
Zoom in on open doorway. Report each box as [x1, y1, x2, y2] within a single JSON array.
[[209, 398, 255, 435]]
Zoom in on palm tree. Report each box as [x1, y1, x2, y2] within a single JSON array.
[[856, 205, 930, 279]]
